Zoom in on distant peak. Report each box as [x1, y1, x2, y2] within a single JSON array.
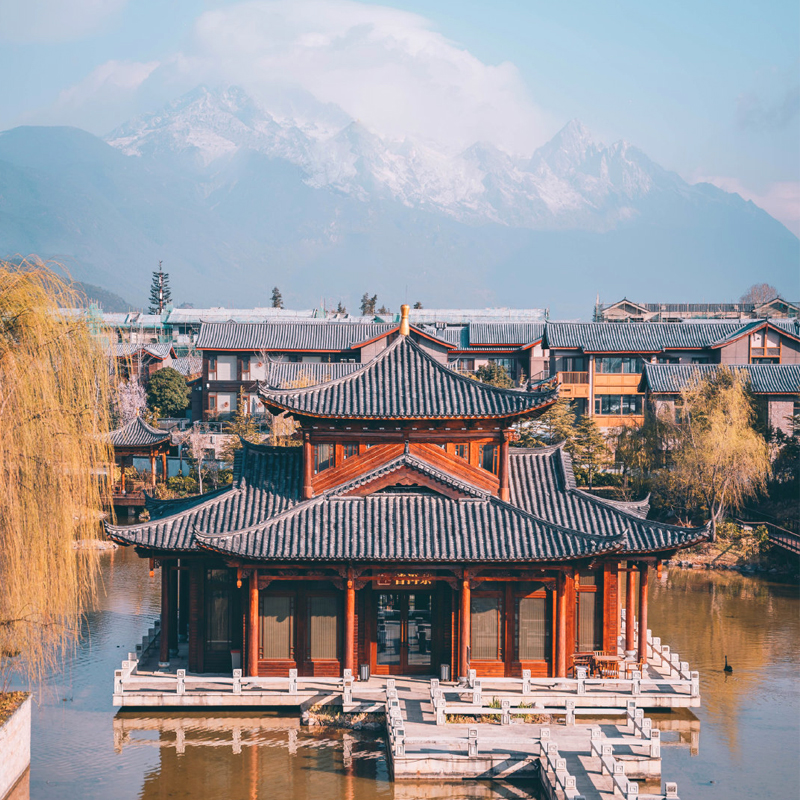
[[552, 119, 594, 149]]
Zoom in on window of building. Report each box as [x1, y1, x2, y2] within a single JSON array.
[[594, 395, 643, 415], [515, 594, 551, 662], [208, 356, 217, 379], [342, 443, 358, 460], [596, 357, 644, 374], [208, 393, 217, 412], [308, 596, 338, 660], [260, 595, 294, 660], [656, 357, 679, 364], [239, 356, 250, 379], [204, 569, 232, 653], [452, 358, 475, 371], [490, 358, 514, 374], [314, 443, 334, 473], [575, 570, 602, 652], [561, 356, 588, 372], [471, 595, 502, 660], [479, 444, 498, 473], [454, 444, 469, 460], [690, 356, 710, 364]]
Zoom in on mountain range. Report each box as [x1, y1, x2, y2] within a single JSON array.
[[1, 85, 796, 317]]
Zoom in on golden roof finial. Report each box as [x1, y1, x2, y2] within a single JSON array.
[[399, 303, 410, 336]]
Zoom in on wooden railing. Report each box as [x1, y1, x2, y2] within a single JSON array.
[[749, 347, 780, 359], [557, 371, 589, 384]]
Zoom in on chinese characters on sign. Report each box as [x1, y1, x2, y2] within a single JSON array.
[[376, 572, 433, 587]]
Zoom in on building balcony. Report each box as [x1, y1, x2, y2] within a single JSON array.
[[557, 371, 589, 384], [750, 347, 780, 359]]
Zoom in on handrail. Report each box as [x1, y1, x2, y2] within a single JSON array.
[[539, 729, 585, 800]]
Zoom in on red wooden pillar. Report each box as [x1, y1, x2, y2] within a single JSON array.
[[344, 569, 355, 676], [159, 563, 170, 665], [498, 432, 511, 502], [247, 570, 259, 677], [556, 571, 567, 677], [161, 451, 168, 483], [638, 563, 649, 665], [459, 571, 471, 680], [149, 452, 157, 487], [625, 563, 636, 655], [303, 434, 314, 499]]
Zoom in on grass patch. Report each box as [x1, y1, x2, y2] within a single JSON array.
[[0, 692, 28, 727]]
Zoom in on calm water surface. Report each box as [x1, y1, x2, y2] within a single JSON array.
[[23, 549, 800, 799]]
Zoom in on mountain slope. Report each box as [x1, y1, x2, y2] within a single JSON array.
[[0, 88, 796, 316]]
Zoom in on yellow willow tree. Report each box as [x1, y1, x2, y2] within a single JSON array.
[[667, 367, 770, 537], [0, 261, 115, 687]]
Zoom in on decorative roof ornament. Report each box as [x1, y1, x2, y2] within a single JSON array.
[[399, 303, 410, 336]]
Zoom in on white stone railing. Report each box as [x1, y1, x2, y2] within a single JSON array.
[[538, 729, 585, 800]]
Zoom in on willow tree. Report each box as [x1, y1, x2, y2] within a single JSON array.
[[0, 261, 115, 687], [667, 367, 770, 536]]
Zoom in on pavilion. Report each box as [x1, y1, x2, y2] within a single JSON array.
[[106, 306, 708, 679]]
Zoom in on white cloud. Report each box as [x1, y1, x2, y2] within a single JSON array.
[[0, 0, 128, 42], [695, 175, 800, 237], [36, 60, 159, 132], [182, 0, 552, 154]]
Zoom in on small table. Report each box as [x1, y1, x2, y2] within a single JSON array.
[[591, 654, 622, 677]]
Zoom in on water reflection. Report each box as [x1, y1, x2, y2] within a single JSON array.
[[20, 550, 799, 800]]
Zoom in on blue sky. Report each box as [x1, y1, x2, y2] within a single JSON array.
[[1, 0, 798, 232]]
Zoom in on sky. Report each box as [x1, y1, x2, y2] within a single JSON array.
[[0, 0, 798, 233]]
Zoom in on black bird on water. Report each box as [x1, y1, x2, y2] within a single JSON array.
[[724, 656, 733, 673]]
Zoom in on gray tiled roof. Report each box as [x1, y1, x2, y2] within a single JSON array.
[[112, 343, 173, 360], [106, 443, 303, 551], [105, 438, 709, 560], [197, 493, 620, 563], [469, 323, 545, 346], [508, 446, 707, 553], [639, 364, 800, 395], [172, 355, 203, 377], [196, 322, 395, 351], [262, 361, 362, 387], [258, 336, 557, 419], [543, 322, 746, 352], [109, 417, 171, 448]]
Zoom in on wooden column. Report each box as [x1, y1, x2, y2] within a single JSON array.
[[459, 571, 471, 680], [178, 566, 189, 641], [161, 451, 168, 483], [247, 570, 259, 677], [344, 568, 355, 676], [303, 434, 314, 499], [625, 563, 636, 655], [149, 452, 157, 487], [498, 432, 511, 502], [119, 460, 126, 493], [556, 572, 567, 677], [638, 563, 649, 665], [168, 566, 179, 654], [159, 563, 170, 665], [188, 561, 204, 673]]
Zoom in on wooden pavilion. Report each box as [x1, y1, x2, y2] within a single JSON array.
[[106, 306, 709, 679], [109, 416, 171, 505]]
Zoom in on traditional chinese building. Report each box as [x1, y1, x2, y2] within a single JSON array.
[[106, 306, 709, 680]]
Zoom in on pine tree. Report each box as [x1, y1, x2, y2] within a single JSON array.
[[271, 287, 283, 308], [221, 389, 265, 464], [475, 362, 514, 388], [571, 416, 611, 489], [336, 301, 347, 315], [360, 293, 378, 316], [413, 301, 423, 309], [377, 304, 390, 314], [517, 397, 577, 448], [148, 262, 171, 314]]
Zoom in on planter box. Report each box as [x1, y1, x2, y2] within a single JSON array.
[[0, 694, 31, 800]]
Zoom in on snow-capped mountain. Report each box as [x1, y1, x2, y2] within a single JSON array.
[[106, 85, 677, 230]]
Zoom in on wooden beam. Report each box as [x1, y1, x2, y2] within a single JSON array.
[[303, 434, 314, 499], [459, 570, 471, 680], [247, 570, 259, 677], [498, 431, 511, 502], [344, 568, 355, 676], [638, 563, 649, 665]]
